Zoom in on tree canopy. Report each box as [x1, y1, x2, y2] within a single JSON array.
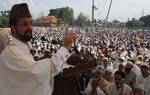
[[139, 15, 150, 27], [48, 7, 74, 25], [75, 13, 89, 26], [126, 18, 144, 28]]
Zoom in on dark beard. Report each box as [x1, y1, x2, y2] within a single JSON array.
[[24, 32, 32, 42], [116, 83, 123, 90], [125, 68, 131, 74], [20, 29, 33, 42], [13, 28, 33, 42]]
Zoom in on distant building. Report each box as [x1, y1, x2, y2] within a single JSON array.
[[33, 16, 65, 27]]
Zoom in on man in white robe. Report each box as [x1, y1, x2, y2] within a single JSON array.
[[136, 63, 150, 95], [84, 68, 108, 95], [0, 3, 76, 95], [105, 71, 133, 95]]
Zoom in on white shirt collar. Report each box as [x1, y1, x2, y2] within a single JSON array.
[[10, 36, 29, 52]]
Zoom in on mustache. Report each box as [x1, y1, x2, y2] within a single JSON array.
[[25, 30, 32, 36], [25, 30, 32, 33], [25, 30, 33, 39]]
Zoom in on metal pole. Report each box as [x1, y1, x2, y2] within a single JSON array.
[[142, 9, 144, 17], [106, 0, 113, 22], [92, 0, 94, 23], [104, 0, 113, 31]]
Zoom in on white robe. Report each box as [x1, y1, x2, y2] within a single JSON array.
[[105, 83, 132, 95], [84, 80, 106, 95], [0, 37, 71, 95], [136, 75, 150, 95]]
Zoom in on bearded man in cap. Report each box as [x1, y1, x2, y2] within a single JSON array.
[[135, 63, 150, 95], [124, 61, 137, 88], [0, 3, 76, 95]]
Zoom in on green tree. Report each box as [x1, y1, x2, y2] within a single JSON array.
[[49, 7, 74, 25], [0, 11, 10, 27], [111, 20, 120, 27], [133, 20, 144, 28], [126, 18, 144, 28], [75, 13, 89, 26], [120, 22, 126, 27], [126, 20, 133, 27], [139, 15, 150, 27]]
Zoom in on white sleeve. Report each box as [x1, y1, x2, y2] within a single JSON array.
[[84, 80, 92, 95], [136, 75, 144, 84], [1, 46, 70, 78], [51, 47, 71, 76], [38, 47, 71, 77], [97, 87, 106, 95]]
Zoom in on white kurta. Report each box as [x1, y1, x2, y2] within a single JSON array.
[[136, 75, 150, 95], [105, 83, 132, 95], [84, 80, 106, 95], [0, 37, 71, 95]]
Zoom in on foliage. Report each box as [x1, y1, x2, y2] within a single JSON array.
[[126, 18, 144, 28], [139, 15, 150, 27], [49, 7, 74, 25], [75, 13, 89, 26], [0, 11, 10, 27], [111, 20, 120, 27], [0, 16, 9, 28]]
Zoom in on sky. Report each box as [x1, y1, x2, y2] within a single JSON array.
[[0, 0, 150, 22]]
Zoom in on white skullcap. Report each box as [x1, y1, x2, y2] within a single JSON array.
[[106, 66, 114, 73], [126, 61, 134, 66], [138, 55, 143, 59], [118, 56, 125, 61], [94, 65, 105, 73], [140, 63, 149, 68], [97, 65, 105, 70], [103, 57, 108, 61], [144, 54, 149, 57]]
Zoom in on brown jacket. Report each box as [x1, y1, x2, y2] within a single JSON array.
[[53, 55, 97, 95]]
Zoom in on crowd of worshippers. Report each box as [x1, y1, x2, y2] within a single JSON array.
[[28, 27, 149, 61], [0, 26, 150, 95]]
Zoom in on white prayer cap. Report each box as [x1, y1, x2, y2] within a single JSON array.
[[103, 57, 108, 61], [93, 65, 105, 74], [137, 55, 143, 59], [106, 66, 114, 73], [97, 65, 105, 70], [126, 61, 134, 66], [118, 56, 125, 61], [140, 63, 149, 68], [144, 54, 149, 58]]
